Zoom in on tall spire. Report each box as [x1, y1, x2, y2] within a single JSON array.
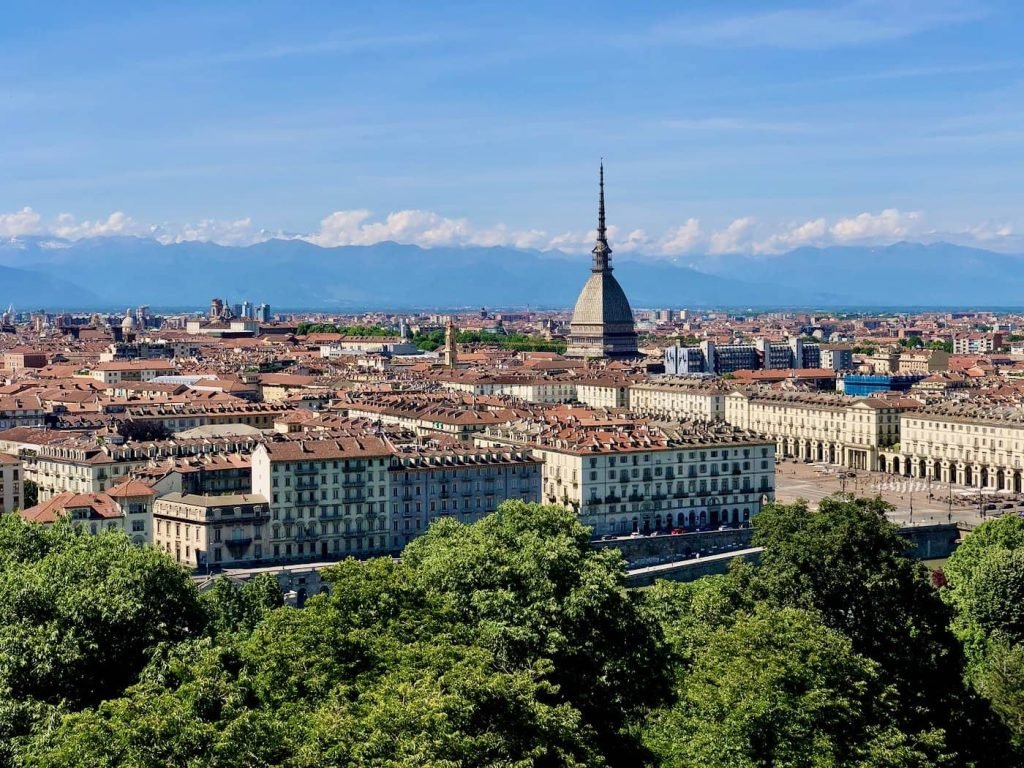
[[592, 160, 612, 272]]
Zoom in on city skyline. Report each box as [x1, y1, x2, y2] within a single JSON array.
[[2, 1, 1023, 257]]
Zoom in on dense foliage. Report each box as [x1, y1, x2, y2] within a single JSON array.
[[413, 329, 567, 354], [3, 499, 1023, 766], [295, 323, 394, 336]]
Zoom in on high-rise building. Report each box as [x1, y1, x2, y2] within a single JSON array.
[[241, 301, 253, 319], [257, 303, 271, 323], [566, 164, 638, 359]]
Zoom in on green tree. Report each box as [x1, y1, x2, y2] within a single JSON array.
[[401, 501, 673, 763], [750, 498, 1012, 765], [942, 516, 1024, 748], [645, 603, 948, 768], [0, 518, 205, 710], [201, 573, 284, 639]]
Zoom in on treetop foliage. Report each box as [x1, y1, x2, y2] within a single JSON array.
[[2, 499, 1023, 766]]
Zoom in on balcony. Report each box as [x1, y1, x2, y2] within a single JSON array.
[[294, 466, 318, 476], [295, 479, 318, 490], [343, 477, 364, 487], [604, 494, 621, 504]]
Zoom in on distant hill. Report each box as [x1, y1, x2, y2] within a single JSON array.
[[0, 237, 825, 310], [0, 237, 1021, 310], [687, 242, 1024, 306], [0, 261, 98, 308]]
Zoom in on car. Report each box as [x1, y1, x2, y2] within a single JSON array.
[[600, 534, 614, 541], [669, 527, 686, 535], [718, 524, 731, 531], [629, 531, 641, 537]]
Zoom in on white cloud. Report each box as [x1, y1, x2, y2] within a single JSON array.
[[50, 211, 156, 240], [829, 208, 924, 242], [308, 209, 474, 247], [964, 221, 1014, 242], [658, 218, 704, 255], [752, 217, 828, 254], [0, 207, 44, 238], [709, 217, 757, 254], [161, 217, 268, 246], [0, 205, 1017, 259]]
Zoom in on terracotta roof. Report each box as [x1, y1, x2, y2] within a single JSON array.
[[21, 491, 123, 524]]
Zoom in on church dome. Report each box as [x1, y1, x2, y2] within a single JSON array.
[[121, 312, 137, 332]]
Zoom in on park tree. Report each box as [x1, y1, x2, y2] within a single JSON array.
[[750, 497, 1013, 765], [0, 518, 204, 710], [401, 501, 674, 764], [644, 601, 949, 768], [942, 516, 1024, 748], [201, 572, 284, 639]]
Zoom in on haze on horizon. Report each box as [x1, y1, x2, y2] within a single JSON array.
[[2, 0, 1023, 258]]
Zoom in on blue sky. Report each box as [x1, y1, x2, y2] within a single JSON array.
[[2, 0, 1023, 256]]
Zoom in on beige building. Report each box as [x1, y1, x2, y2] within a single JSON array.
[[28, 433, 264, 500], [575, 379, 631, 409], [898, 350, 950, 374], [252, 436, 394, 562], [153, 493, 270, 568], [0, 453, 22, 513], [887, 403, 1024, 491], [478, 418, 775, 535], [628, 378, 729, 421], [725, 389, 914, 471], [90, 360, 176, 384]]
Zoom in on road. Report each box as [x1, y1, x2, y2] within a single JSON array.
[[774, 460, 1024, 528]]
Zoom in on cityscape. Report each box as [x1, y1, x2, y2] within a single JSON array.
[[3, 2, 1024, 767]]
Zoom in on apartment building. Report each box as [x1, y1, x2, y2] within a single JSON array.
[[0, 396, 46, 431], [628, 378, 729, 421], [478, 417, 775, 535], [725, 389, 915, 471], [434, 373, 578, 403], [153, 493, 271, 568], [953, 333, 1003, 355], [251, 436, 395, 561], [0, 453, 22, 513], [388, 446, 542, 550], [820, 345, 854, 371], [575, 379, 631, 409], [28, 433, 264, 500], [90, 359, 177, 384], [345, 393, 523, 441]]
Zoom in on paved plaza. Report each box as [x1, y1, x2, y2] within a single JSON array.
[[774, 459, 1024, 528]]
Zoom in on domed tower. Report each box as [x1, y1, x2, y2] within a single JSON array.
[[566, 163, 638, 359], [121, 308, 138, 340]]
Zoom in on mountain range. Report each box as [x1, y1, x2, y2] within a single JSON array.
[[0, 237, 1021, 310]]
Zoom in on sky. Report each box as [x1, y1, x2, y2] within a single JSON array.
[[1, 0, 1023, 257]]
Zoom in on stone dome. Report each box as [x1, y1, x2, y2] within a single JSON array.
[[570, 271, 635, 329], [121, 312, 137, 332]]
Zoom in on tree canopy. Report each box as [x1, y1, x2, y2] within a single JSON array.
[[4, 498, 1024, 766]]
